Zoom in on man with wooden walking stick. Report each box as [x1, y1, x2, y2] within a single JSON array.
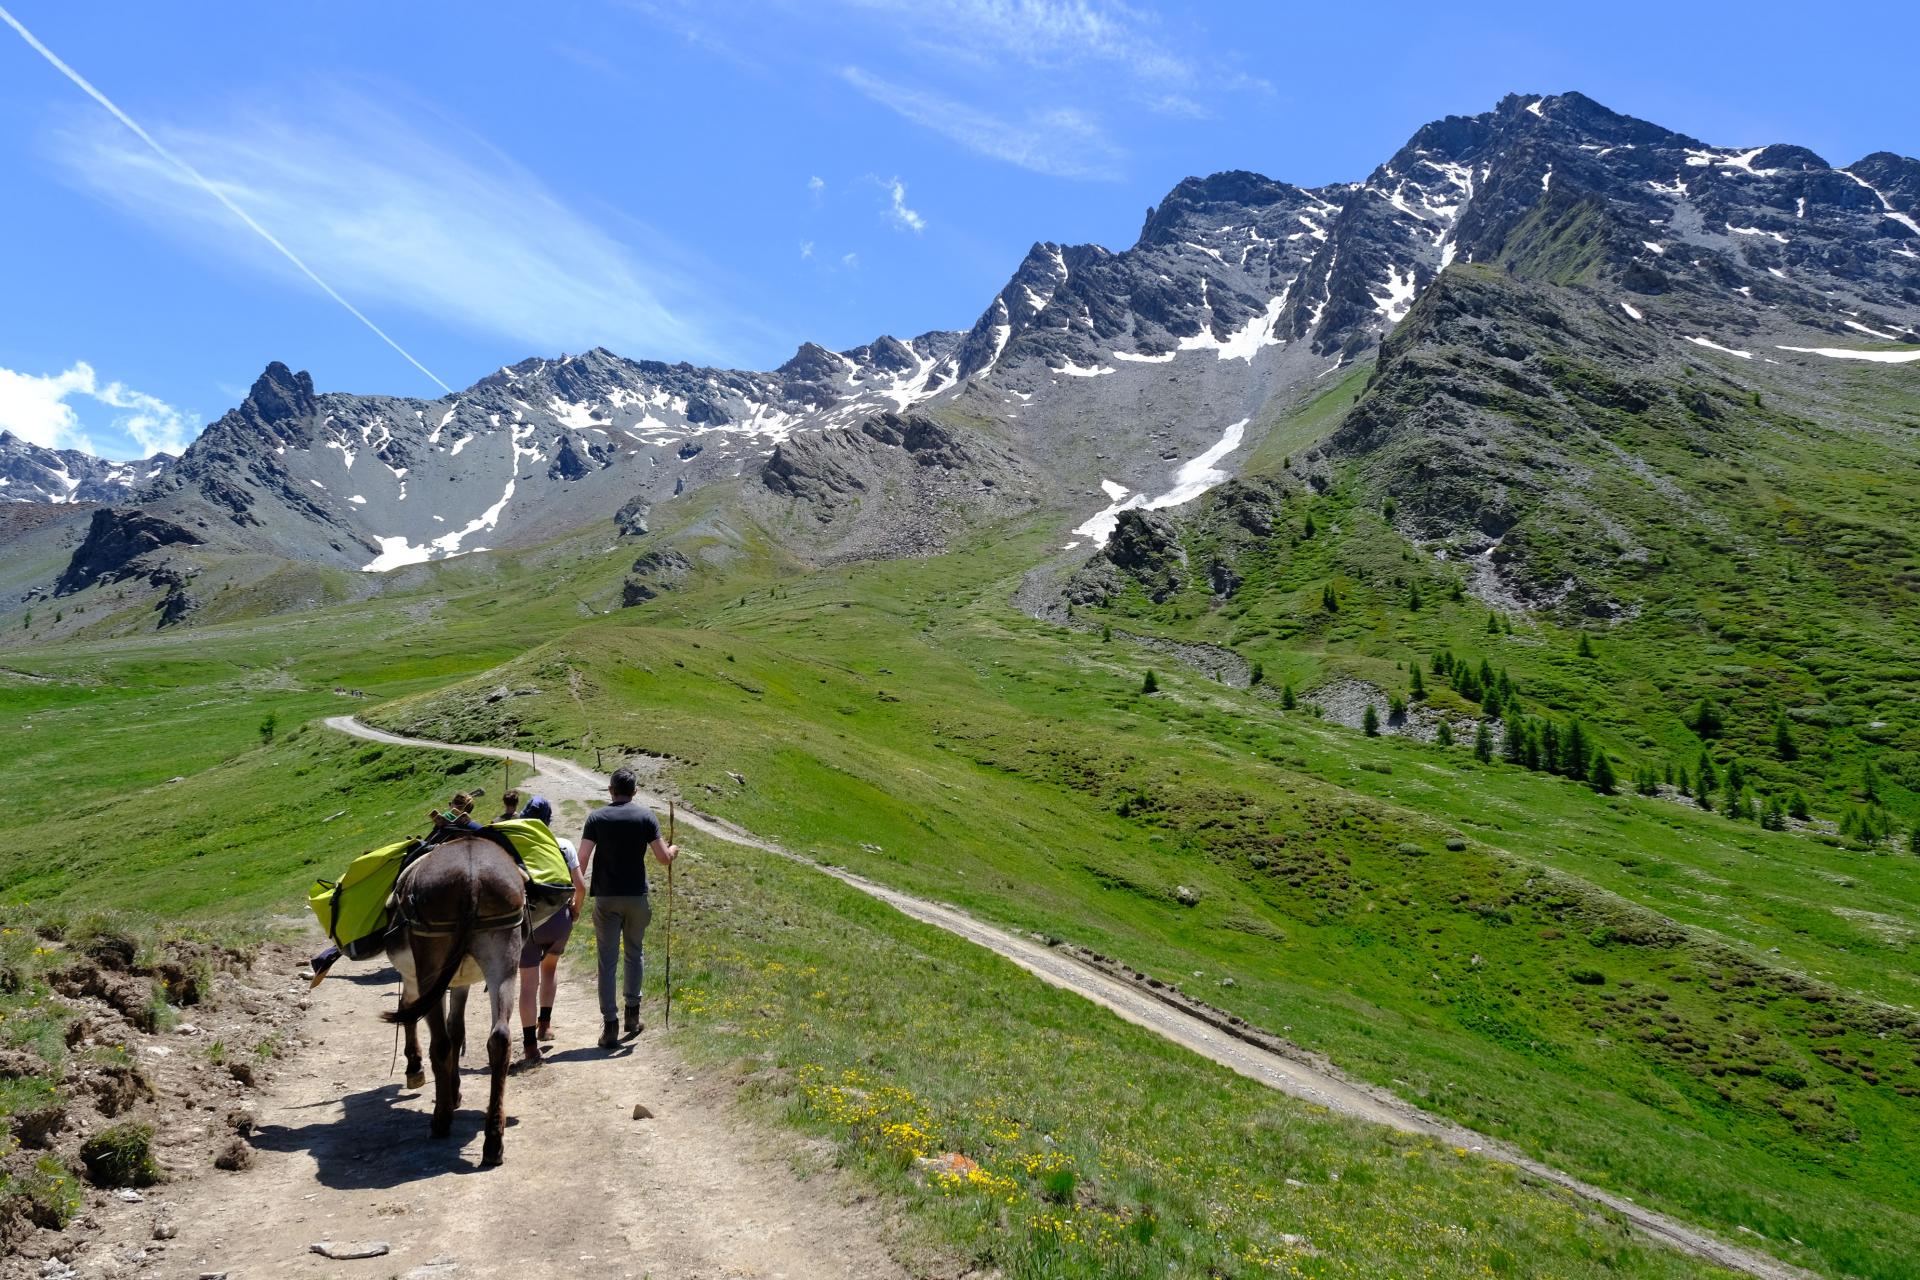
[[577, 767, 679, 1050]]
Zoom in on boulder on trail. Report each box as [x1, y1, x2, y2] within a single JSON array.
[[310, 1241, 390, 1260]]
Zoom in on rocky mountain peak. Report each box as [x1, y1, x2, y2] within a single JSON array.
[[242, 362, 317, 425]]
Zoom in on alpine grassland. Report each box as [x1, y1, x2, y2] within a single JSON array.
[[5, 350, 1919, 1277]]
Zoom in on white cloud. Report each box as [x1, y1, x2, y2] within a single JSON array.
[[808, 174, 826, 193], [51, 89, 753, 370], [843, 0, 1190, 84], [880, 176, 925, 232], [842, 67, 1123, 180], [0, 362, 195, 458], [800, 239, 815, 259], [842, 251, 860, 269]]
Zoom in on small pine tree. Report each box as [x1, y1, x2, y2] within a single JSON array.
[[1435, 720, 1455, 747], [258, 712, 277, 745], [1431, 650, 1450, 676], [1540, 721, 1562, 774], [1862, 757, 1880, 802], [1722, 784, 1747, 821], [1449, 581, 1465, 602], [1407, 581, 1423, 610], [1473, 721, 1494, 762], [1141, 670, 1159, 695], [1724, 758, 1746, 796], [1302, 513, 1317, 539], [1520, 721, 1543, 771], [1772, 706, 1797, 760], [1590, 751, 1617, 795], [1762, 797, 1787, 831], [1909, 823, 1920, 856], [1687, 699, 1725, 739], [1788, 790, 1810, 821], [1565, 721, 1590, 781], [1101, 623, 1112, 643], [1321, 583, 1339, 613], [1635, 764, 1660, 797], [1409, 667, 1427, 701], [1663, 760, 1675, 788], [1695, 750, 1718, 796], [1576, 632, 1595, 658], [1486, 612, 1500, 634], [1501, 615, 1514, 635], [1497, 669, 1514, 700], [1502, 718, 1525, 763], [1383, 496, 1397, 521], [1363, 704, 1381, 737], [1389, 695, 1407, 720], [1457, 668, 1483, 702], [1249, 661, 1264, 687], [1281, 683, 1296, 711], [1478, 658, 1496, 688]]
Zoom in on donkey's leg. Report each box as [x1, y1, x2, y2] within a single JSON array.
[[391, 945, 426, 1090], [446, 984, 468, 1110], [476, 931, 517, 1167], [423, 983, 456, 1139]]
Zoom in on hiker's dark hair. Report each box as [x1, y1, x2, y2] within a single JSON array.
[[609, 767, 638, 799], [499, 788, 521, 816]]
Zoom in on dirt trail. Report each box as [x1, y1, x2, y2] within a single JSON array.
[[324, 717, 1812, 1280], [151, 734, 912, 1280]]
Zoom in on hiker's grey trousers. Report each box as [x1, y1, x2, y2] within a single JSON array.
[[591, 894, 652, 1020]]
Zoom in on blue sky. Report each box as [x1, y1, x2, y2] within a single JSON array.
[[1, 1, 1912, 459]]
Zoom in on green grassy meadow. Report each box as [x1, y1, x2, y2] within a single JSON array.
[[4, 349, 1919, 1277]]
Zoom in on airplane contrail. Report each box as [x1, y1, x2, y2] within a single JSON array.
[[0, 5, 455, 394]]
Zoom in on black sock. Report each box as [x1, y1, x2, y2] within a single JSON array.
[[538, 1006, 552, 1023], [522, 1027, 538, 1048]]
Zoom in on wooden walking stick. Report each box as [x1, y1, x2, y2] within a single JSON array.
[[664, 800, 675, 1030]]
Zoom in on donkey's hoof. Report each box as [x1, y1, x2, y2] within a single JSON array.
[[481, 1140, 504, 1167], [429, 1119, 452, 1140], [405, 1071, 426, 1090]]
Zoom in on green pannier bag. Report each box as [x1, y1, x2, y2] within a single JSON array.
[[489, 819, 572, 889], [309, 839, 414, 949]]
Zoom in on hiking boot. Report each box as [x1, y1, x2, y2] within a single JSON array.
[[598, 1019, 620, 1049], [621, 1005, 644, 1041]]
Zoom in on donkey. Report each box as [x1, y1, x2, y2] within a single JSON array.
[[382, 835, 527, 1167]]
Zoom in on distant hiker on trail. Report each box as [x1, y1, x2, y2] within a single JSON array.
[[514, 796, 586, 1065], [495, 789, 522, 823], [577, 767, 678, 1049]]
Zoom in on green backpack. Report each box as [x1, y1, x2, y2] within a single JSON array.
[[489, 819, 573, 889]]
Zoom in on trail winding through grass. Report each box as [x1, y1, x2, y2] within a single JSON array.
[[324, 715, 1813, 1280]]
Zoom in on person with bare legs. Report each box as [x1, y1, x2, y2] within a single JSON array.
[[513, 796, 584, 1065]]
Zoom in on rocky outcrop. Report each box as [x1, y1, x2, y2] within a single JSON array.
[[621, 547, 693, 606], [0, 432, 168, 505], [54, 509, 200, 595]]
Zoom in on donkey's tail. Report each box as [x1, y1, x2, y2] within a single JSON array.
[[383, 870, 475, 1025]]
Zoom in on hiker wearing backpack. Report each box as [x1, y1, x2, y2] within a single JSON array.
[[577, 767, 678, 1049], [514, 796, 586, 1065]]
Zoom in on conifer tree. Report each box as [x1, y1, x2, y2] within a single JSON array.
[[1788, 790, 1810, 821], [1540, 721, 1561, 774], [1676, 765, 1690, 795], [1763, 797, 1787, 831], [1249, 661, 1264, 686], [1486, 612, 1500, 634], [1389, 695, 1407, 720], [1772, 706, 1797, 760], [1722, 783, 1747, 821], [1410, 667, 1427, 701], [1503, 719, 1525, 764], [1141, 670, 1158, 694], [1363, 704, 1381, 737], [1449, 581, 1465, 602], [1724, 758, 1745, 796], [1497, 669, 1514, 700], [1590, 751, 1617, 795], [1408, 582, 1422, 610], [1910, 823, 1920, 856], [1281, 683, 1296, 711], [1576, 632, 1595, 658], [1321, 583, 1339, 612], [1478, 657, 1496, 688], [1431, 650, 1450, 676], [1695, 750, 1717, 796], [1688, 698, 1724, 738], [1457, 668, 1483, 702], [1473, 721, 1494, 762], [1302, 513, 1317, 539], [1635, 764, 1660, 796], [1501, 615, 1514, 635], [1435, 720, 1455, 747], [1663, 760, 1675, 788], [1521, 721, 1543, 771], [1862, 757, 1880, 801], [1565, 721, 1590, 781]]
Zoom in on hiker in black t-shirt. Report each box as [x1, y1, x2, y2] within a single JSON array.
[[577, 766, 679, 1049]]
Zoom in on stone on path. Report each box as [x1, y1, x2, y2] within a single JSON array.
[[632, 1102, 654, 1120]]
